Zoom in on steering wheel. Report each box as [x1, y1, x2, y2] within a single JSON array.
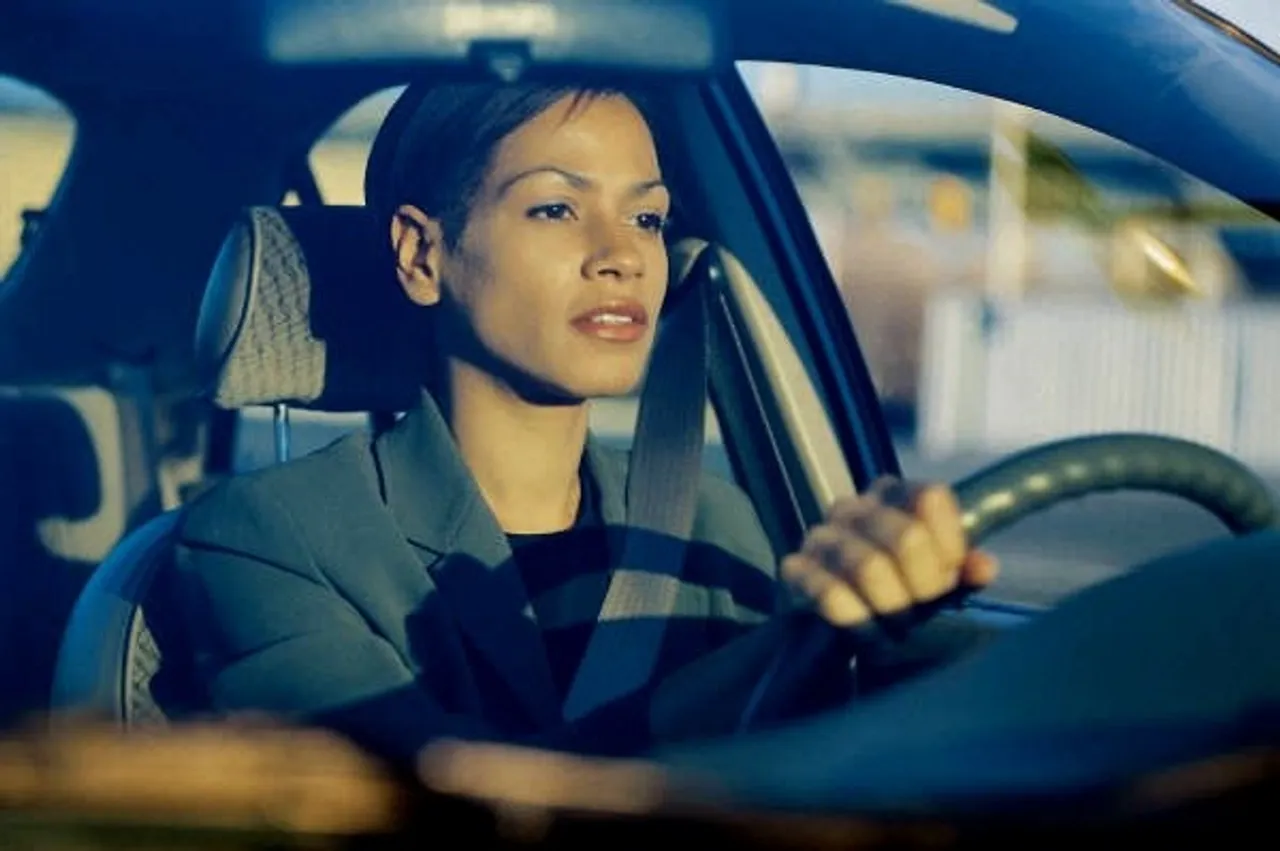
[[737, 433, 1279, 734]]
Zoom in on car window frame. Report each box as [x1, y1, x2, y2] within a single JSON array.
[[705, 71, 903, 490], [0, 76, 77, 283]]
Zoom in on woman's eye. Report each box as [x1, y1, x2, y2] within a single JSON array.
[[636, 212, 668, 233], [528, 203, 575, 221]]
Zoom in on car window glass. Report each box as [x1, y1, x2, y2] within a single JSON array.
[[0, 76, 75, 279], [308, 86, 405, 205], [742, 61, 1280, 607]]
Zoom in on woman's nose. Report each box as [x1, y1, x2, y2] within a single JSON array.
[[584, 226, 644, 281]]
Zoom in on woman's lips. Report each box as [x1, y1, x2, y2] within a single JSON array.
[[569, 302, 650, 343]]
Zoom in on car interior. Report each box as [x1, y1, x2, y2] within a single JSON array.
[[5, 65, 1003, 729], [49, 171, 1029, 728], [5, 3, 1280, 833]]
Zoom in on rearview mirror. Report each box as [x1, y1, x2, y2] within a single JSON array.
[[262, 0, 729, 77]]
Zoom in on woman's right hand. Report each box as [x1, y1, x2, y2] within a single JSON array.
[[780, 477, 999, 630]]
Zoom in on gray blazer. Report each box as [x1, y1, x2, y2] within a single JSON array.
[[173, 391, 787, 765]]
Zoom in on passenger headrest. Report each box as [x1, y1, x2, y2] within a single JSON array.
[[194, 206, 429, 412]]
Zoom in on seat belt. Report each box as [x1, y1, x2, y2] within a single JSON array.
[[562, 241, 721, 721]]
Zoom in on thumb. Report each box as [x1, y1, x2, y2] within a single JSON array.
[[960, 549, 1000, 589]]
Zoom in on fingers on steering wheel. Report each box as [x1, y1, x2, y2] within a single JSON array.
[[833, 483, 953, 601], [800, 525, 914, 618], [961, 549, 1000, 588], [868, 477, 969, 573], [781, 551, 873, 627]]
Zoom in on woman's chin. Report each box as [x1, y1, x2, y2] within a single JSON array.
[[502, 371, 642, 407], [559, 370, 645, 401]]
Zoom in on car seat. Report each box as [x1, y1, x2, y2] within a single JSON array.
[[50, 205, 428, 724]]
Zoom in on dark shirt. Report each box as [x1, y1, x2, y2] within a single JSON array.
[[507, 470, 611, 698], [507, 470, 769, 703]]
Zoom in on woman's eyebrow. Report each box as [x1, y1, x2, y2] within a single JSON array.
[[495, 166, 667, 199]]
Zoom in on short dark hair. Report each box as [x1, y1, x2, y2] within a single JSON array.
[[365, 81, 662, 245]]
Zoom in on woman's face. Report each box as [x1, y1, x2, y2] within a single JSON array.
[[394, 93, 671, 402]]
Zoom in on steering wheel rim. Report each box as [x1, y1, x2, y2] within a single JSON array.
[[736, 433, 1278, 735], [953, 433, 1278, 542]]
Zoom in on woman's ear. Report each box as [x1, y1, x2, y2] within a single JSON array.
[[390, 204, 445, 306]]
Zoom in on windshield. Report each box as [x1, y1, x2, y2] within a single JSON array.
[[745, 61, 1280, 607]]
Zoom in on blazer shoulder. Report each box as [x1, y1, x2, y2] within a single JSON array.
[[180, 431, 377, 549]]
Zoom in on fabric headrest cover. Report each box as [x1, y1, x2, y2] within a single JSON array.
[[195, 206, 429, 412]]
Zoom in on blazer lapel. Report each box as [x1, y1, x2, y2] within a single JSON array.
[[373, 391, 560, 728]]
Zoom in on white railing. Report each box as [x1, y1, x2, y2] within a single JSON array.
[[919, 293, 1280, 471]]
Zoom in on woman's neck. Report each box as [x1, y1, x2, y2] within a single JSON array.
[[442, 360, 590, 534]]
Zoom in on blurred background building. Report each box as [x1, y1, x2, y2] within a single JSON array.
[[738, 62, 1280, 466]]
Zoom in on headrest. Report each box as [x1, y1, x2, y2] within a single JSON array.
[[195, 206, 429, 412], [195, 205, 711, 413]]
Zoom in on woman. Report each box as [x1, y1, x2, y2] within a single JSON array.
[[172, 80, 995, 770]]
